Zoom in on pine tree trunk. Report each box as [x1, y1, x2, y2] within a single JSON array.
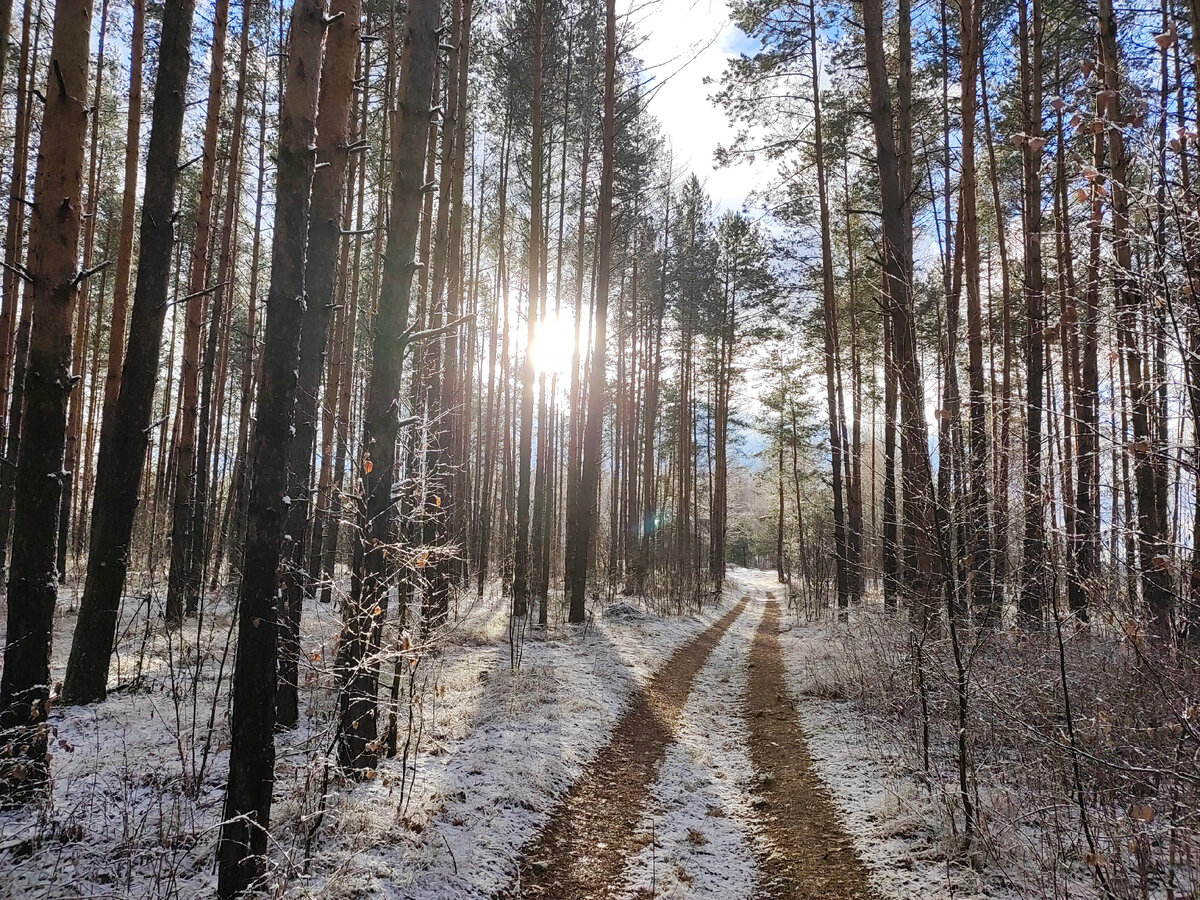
[[862, 0, 942, 622], [513, 0, 545, 617], [979, 50, 1013, 604], [98, 0, 143, 487], [216, 1, 327, 891], [166, 0, 229, 625], [194, 0, 253, 601], [335, 0, 439, 773], [564, 0, 616, 623], [809, 0, 849, 612], [1018, 0, 1047, 623], [0, 0, 96, 797], [0, 0, 36, 462], [0, 0, 41, 575], [1070, 75, 1103, 622], [226, 72, 270, 577], [58, 0, 109, 581], [959, 0, 994, 618], [276, 0, 362, 730], [1098, 0, 1172, 638], [60, 0, 194, 707]]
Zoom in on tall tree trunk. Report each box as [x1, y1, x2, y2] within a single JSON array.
[[61, 0, 197, 706], [637, 191, 666, 596], [226, 66, 270, 577], [0, 0, 41, 575], [277, 0, 362, 730], [513, 0, 545, 617], [167, 0, 230, 624], [195, 0, 253, 602], [0, 0, 95, 796], [1098, 0, 1172, 638], [882, 304, 899, 609], [776, 422, 786, 583], [58, 0, 109, 581], [862, 0, 942, 622], [564, 0, 616, 623], [959, 0, 994, 617], [335, 0, 439, 772], [1071, 64, 1105, 622], [1184, 0, 1200, 641], [317, 28, 373, 606], [216, 1, 326, 892], [1018, 0, 1047, 623], [809, 0, 849, 612], [426, 0, 473, 624], [98, 0, 144, 485]]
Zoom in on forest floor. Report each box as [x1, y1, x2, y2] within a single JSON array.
[[0, 568, 1021, 899]]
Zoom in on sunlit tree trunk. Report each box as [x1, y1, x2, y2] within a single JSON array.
[[0, 0, 96, 796], [335, 0, 439, 772]]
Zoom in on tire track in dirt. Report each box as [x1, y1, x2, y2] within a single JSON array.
[[746, 599, 879, 900], [613, 596, 765, 899], [500, 597, 750, 899]]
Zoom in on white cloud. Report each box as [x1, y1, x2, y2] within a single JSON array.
[[630, 0, 758, 213]]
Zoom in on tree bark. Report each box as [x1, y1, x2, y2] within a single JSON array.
[[1098, 0, 1172, 638], [862, 0, 942, 622], [809, 0, 849, 612], [335, 0, 439, 772], [216, 0, 327, 892], [98, 0, 144, 484], [0, 0, 41, 575], [60, 0, 194, 705], [564, 0, 616, 623], [1018, 0, 1047, 623], [958, 0, 994, 618], [0, 0, 95, 796], [513, 0, 545, 617], [277, 0, 362, 730], [167, 0, 230, 624]]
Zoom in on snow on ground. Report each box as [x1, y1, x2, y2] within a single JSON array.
[[0, 572, 734, 899], [615, 584, 764, 900], [755, 571, 1020, 900], [0, 578, 262, 899], [295, 587, 738, 899]]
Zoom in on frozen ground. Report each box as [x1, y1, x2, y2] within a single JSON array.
[[613, 592, 765, 900], [295, 585, 737, 898], [0, 568, 1064, 898], [0, 574, 736, 899]]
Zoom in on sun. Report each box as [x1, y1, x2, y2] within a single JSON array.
[[528, 312, 577, 377]]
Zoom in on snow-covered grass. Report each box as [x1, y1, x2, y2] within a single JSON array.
[[0, 569, 736, 899], [768, 576, 1200, 900], [615, 584, 764, 900], [0, 573, 345, 899], [772, 608, 1017, 900], [296, 587, 737, 899], [22, 563, 1175, 900]]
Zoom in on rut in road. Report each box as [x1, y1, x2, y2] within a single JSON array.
[[746, 599, 879, 900], [501, 597, 750, 900]]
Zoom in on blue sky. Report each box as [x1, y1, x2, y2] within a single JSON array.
[[633, 0, 759, 213]]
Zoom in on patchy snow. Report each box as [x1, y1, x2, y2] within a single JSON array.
[[615, 587, 764, 900], [292, 587, 738, 899], [755, 575, 1020, 900], [0, 571, 737, 899], [0, 576, 343, 899]]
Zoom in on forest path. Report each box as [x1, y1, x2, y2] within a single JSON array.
[[499, 596, 749, 899], [499, 570, 881, 900], [743, 586, 879, 899]]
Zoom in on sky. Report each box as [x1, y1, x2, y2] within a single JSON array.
[[630, 0, 759, 214]]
